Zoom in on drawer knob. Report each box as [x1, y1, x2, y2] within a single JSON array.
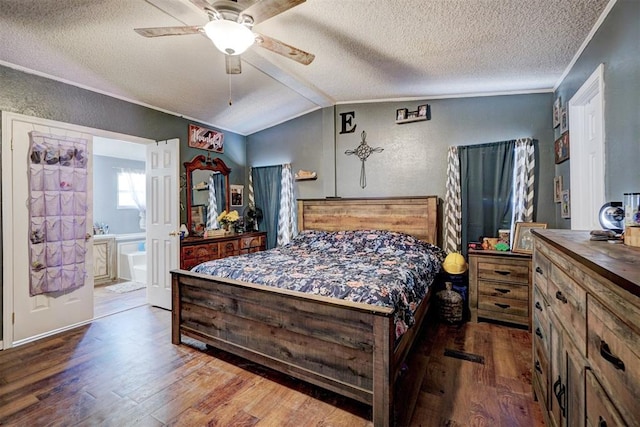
[[555, 291, 568, 304], [600, 340, 625, 371], [535, 301, 543, 311], [495, 288, 511, 294], [598, 416, 607, 427], [494, 303, 510, 309], [535, 328, 543, 339], [494, 270, 511, 276], [535, 266, 543, 275]]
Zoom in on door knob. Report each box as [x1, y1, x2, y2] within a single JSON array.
[[169, 231, 180, 236]]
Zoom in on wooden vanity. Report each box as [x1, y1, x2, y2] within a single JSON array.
[[180, 231, 267, 270]]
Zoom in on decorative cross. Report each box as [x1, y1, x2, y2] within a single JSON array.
[[345, 130, 383, 188]]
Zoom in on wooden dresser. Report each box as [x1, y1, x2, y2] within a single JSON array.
[[180, 231, 267, 270], [469, 249, 532, 330], [531, 229, 640, 427]]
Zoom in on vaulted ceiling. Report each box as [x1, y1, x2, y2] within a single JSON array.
[[0, 0, 611, 135]]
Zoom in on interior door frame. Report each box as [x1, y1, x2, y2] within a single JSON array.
[[568, 64, 606, 230], [1, 111, 154, 348]]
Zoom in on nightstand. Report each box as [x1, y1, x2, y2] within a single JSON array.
[[468, 249, 532, 330]]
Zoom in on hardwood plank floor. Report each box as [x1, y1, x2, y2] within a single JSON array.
[[0, 306, 544, 426], [94, 283, 147, 318]]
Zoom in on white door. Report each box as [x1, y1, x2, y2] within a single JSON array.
[[2, 114, 94, 346], [569, 64, 605, 230], [146, 139, 180, 310]]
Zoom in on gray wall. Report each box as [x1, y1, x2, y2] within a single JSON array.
[[248, 93, 556, 230], [0, 64, 246, 341], [554, 0, 640, 227], [93, 155, 146, 234]]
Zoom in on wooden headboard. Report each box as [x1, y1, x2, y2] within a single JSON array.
[[296, 196, 439, 245]]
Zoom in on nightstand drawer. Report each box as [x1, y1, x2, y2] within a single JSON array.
[[478, 295, 528, 318], [478, 280, 528, 301], [477, 261, 529, 284]]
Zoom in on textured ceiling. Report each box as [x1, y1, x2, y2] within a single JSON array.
[[0, 0, 611, 135]]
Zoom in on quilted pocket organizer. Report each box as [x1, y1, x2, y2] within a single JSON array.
[[44, 191, 61, 216], [46, 242, 62, 267], [45, 217, 62, 242]]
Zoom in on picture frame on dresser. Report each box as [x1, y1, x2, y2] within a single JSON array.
[[512, 222, 547, 254]]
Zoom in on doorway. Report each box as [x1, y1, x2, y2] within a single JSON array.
[[92, 137, 148, 318]]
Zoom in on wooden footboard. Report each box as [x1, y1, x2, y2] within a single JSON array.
[[172, 269, 432, 426]]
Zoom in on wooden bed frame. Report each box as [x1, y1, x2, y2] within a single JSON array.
[[171, 196, 439, 426]]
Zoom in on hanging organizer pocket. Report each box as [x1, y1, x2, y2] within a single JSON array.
[[45, 267, 62, 292], [60, 193, 74, 216], [62, 240, 76, 265], [62, 265, 77, 290], [30, 191, 45, 217], [75, 239, 86, 261], [59, 167, 74, 191], [74, 169, 88, 192], [30, 270, 46, 296], [30, 243, 46, 272], [45, 217, 62, 242], [74, 143, 87, 168], [46, 242, 62, 267], [75, 263, 85, 287], [62, 216, 75, 241], [44, 165, 60, 191], [44, 191, 61, 216], [74, 216, 86, 240], [30, 217, 46, 244], [74, 192, 87, 215], [30, 164, 44, 191]]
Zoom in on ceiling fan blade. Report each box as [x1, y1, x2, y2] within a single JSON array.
[[225, 55, 242, 74], [242, 0, 305, 25], [255, 32, 315, 65], [134, 26, 202, 38], [188, 0, 215, 13]]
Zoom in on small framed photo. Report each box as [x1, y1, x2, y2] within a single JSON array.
[[230, 184, 244, 207], [554, 132, 570, 164], [191, 205, 206, 232], [553, 176, 563, 203], [560, 107, 568, 133], [417, 104, 431, 119], [561, 190, 571, 219], [396, 108, 407, 121], [512, 222, 547, 254], [553, 97, 561, 128]]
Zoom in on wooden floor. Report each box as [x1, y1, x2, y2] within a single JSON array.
[[0, 306, 544, 426], [93, 282, 147, 318]]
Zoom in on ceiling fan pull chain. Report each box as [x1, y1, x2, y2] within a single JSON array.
[[228, 74, 233, 106]]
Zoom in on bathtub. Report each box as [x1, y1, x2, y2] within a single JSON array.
[[114, 233, 146, 282]]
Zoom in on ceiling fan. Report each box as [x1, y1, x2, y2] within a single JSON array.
[[135, 0, 315, 74]]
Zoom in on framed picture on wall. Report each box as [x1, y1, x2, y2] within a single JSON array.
[[396, 108, 407, 121], [553, 97, 561, 128], [230, 184, 244, 207], [561, 190, 571, 219], [553, 176, 563, 203], [560, 107, 568, 133], [512, 222, 548, 254], [554, 132, 570, 164]]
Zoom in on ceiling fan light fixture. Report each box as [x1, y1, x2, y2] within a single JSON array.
[[204, 20, 255, 55]]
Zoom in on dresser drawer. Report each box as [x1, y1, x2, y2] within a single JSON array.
[[533, 311, 550, 355], [585, 369, 626, 427], [477, 260, 529, 284], [240, 235, 264, 249], [533, 249, 550, 296], [478, 280, 528, 301], [587, 296, 640, 424], [219, 240, 239, 257], [547, 263, 587, 353]]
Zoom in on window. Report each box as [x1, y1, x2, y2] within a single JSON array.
[[117, 169, 146, 209]]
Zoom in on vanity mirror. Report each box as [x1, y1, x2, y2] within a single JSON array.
[[184, 155, 230, 235]]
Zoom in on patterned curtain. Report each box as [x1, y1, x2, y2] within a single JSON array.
[[443, 146, 461, 254], [206, 174, 219, 230], [277, 164, 297, 246], [511, 138, 536, 246]]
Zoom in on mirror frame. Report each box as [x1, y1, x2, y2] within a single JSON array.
[[184, 155, 231, 234]]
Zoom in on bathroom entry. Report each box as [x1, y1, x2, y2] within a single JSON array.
[[92, 137, 148, 318]]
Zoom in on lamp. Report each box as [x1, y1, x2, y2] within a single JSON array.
[[203, 19, 255, 55]]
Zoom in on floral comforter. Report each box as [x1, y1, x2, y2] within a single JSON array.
[[191, 229, 445, 338]]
